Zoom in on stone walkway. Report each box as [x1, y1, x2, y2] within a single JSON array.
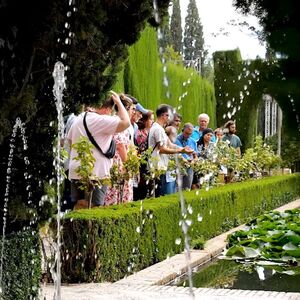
[[42, 199, 300, 300]]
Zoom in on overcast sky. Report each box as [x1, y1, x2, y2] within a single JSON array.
[[179, 0, 266, 60]]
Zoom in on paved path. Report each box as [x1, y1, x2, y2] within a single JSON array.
[[42, 198, 300, 300]]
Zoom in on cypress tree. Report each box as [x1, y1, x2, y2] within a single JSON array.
[[158, 15, 172, 51], [183, 0, 205, 74], [170, 0, 182, 53]]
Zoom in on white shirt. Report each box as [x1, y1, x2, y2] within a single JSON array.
[[67, 112, 119, 180], [148, 122, 169, 170]]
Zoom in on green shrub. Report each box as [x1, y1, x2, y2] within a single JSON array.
[[60, 174, 300, 283], [0, 230, 41, 300]]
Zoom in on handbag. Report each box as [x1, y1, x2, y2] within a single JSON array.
[[83, 112, 116, 159]]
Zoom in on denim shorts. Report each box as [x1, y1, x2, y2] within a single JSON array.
[[70, 179, 107, 206]]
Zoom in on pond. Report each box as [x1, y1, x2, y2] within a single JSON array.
[[175, 258, 300, 292]]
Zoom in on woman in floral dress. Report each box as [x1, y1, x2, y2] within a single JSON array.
[[133, 111, 154, 200], [105, 95, 135, 206]]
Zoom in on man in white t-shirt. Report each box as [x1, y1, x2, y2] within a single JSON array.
[[148, 104, 194, 197], [67, 91, 131, 209]]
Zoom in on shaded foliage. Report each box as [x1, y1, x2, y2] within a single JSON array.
[[233, 0, 300, 134], [0, 0, 170, 232]]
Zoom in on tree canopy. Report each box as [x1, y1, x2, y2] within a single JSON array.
[[0, 0, 170, 231]]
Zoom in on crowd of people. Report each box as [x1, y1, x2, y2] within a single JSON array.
[[63, 92, 242, 210]]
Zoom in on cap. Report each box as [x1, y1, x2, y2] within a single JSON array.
[[136, 103, 149, 114]]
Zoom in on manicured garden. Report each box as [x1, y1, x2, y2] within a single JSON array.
[[58, 174, 300, 283]]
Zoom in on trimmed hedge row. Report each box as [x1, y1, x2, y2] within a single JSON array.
[[213, 50, 269, 149], [60, 174, 300, 283], [0, 230, 41, 300]]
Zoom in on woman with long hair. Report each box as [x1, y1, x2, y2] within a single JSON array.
[[133, 111, 154, 200], [105, 94, 135, 205]]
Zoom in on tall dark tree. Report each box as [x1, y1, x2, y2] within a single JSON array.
[[183, 0, 205, 74], [170, 0, 182, 53], [158, 14, 172, 51]]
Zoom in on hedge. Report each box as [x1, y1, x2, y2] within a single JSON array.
[[0, 229, 41, 300], [213, 49, 271, 149], [60, 174, 300, 283]]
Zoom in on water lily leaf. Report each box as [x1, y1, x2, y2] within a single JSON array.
[[280, 212, 290, 218], [256, 260, 285, 266], [282, 242, 298, 251], [249, 228, 267, 236], [285, 230, 296, 236], [284, 250, 300, 258], [260, 221, 277, 231], [267, 230, 283, 236], [286, 234, 300, 245], [281, 270, 296, 275], [243, 247, 260, 258], [239, 239, 253, 246], [287, 224, 300, 234], [267, 231, 286, 241], [276, 220, 286, 225], [281, 256, 296, 262], [225, 245, 245, 257]]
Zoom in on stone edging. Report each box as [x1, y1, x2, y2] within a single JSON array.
[[114, 199, 300, 288]]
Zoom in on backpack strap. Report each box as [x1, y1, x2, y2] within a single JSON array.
[[83, 112, 105, 156]]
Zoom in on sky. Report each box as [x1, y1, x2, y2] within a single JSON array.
[[179, 0, 266, 60]]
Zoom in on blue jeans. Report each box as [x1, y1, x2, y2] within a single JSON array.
[[182, 168, 193, 190], [165, 181, 176, 194], [70, 179, 107, 206], [155, 174, 167, 197]]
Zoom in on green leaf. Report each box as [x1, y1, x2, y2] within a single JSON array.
[[225, 245, 245, 257], [284, 250, 300, 258], [282, 242, 298, 251], [243, 247, 261, 258]]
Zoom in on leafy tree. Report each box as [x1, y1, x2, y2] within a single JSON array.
[[0, 0, 170, 232], [163, 45, 183, 64], [183, 0, 206, 75], [170, 0, 183, 53]]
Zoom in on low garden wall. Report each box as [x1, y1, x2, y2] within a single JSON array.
[[60, 174, 300, 283]]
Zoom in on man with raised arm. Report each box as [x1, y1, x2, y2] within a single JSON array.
[[67, 91, 131, 209]]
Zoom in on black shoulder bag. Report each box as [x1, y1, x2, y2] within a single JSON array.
[[83, 112, 116, 159]]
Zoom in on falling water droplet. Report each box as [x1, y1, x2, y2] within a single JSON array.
[[197, 214, 203, 222], [175, 238, 181, 245], [61, 52, 67, 59]]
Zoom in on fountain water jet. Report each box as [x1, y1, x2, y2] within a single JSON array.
[[0, 117, 34, 296], [51, 61, 66, 300], [153, 1, 194, 298]]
